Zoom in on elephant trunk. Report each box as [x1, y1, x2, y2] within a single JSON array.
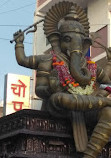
[[70, 51, 91, 86]]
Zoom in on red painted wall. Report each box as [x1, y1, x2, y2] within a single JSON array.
[[37, 0, 47, 7], [91, 26, 107, 58]]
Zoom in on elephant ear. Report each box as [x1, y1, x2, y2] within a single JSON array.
[[83, 37, 92, 56]]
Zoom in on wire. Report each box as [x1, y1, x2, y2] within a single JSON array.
[[0, 25, 28, 27], [0, 0, 12, 8], [0, 38, 10, 41], [0, 37, 32, 44], [0, 24, 110, 27], [0, 2, 36, 15]]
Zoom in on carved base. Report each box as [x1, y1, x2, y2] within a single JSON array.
[[0, 110, 110, 158]]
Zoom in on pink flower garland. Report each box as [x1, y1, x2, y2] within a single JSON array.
[[51, 51, 97, 90]]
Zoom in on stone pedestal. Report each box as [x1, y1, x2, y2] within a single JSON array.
[[0, 109, 110, 158]]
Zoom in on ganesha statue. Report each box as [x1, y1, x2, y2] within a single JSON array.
[[13, 1, 111, 158]]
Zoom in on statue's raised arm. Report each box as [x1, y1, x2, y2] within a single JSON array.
[[90, 32, 111, 83], [13, 30, 40, 69], [13, 30, 58, 99], [104, 47, 111, 80]]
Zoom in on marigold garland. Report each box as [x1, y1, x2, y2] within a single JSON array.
[[51, 51, 97, 95]]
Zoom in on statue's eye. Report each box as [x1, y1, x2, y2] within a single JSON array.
[[63, 36, 71, 42]]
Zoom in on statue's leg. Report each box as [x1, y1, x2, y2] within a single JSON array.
[[47, 93, 71, 118], [48, 92, 111, 111], [83, 107, 111, 158]]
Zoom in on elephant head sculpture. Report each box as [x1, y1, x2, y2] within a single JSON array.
[[44, 4, 92, 86], [58, 6, 92, 86]]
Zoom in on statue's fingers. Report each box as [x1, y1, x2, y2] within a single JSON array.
[[19, 29, 22, 33], [13, 32, 18, 36], [13, 31, 20, 37], [13, 33, 18, 38]]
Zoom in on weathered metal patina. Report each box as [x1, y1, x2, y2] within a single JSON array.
[[13, 1, 111, 158]]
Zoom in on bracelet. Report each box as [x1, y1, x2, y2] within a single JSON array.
[[71, 49, 82, 54], [98, 99, 103, 107], [71, 49, 82, 56], [32, 56, 36, 65], [88, 96, 93, 109], [15, 43, 24, 48]]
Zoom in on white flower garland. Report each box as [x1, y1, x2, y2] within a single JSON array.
[[67, 81, 94, 95]]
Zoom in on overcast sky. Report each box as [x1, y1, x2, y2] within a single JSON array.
[[0, 0, 37, 100]]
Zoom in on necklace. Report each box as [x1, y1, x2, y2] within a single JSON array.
[[51, 51, 97, 95]]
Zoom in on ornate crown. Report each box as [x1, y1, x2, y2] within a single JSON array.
[[43, 1, 90, 38]]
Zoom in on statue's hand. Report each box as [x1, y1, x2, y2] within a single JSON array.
[[49, 70, 63, 93], [106, 47, 111, 61], [13, 30, 24, 43]]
